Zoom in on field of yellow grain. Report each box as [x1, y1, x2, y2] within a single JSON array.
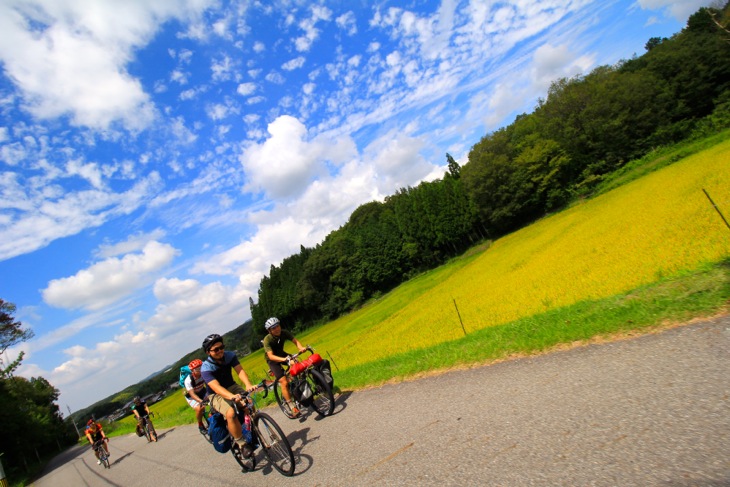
[[240, 139, 730, 374]]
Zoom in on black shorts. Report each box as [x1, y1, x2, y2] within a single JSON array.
[[268, 360, 286, 380]]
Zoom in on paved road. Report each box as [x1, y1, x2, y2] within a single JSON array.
[[32, 316, 730, 486]]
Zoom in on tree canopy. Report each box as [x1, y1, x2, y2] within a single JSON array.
[[0, 300, 77, 481]]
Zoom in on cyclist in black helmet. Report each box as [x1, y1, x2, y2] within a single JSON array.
[[131, 395, 157, 441], [200, 333, 257, 455]]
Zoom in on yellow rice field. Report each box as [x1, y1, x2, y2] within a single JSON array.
[[240, 139, 730, 374]]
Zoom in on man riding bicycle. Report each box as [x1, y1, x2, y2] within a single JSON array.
[[184, 358, 208, 434], [84, 419, 110, 465], [200, 333, 257, 456], [131, 396, 157, 441], [262, 317, 307, 418]]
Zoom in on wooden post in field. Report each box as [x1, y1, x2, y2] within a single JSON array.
[[326, 351, 339, 371], [453, 299, 467, 336], [703, 188, 730, 231]]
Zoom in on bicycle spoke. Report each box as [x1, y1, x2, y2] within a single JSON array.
[[254, 412, 295, 476]]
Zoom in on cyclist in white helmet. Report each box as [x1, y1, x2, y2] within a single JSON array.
[[262, 317, 307, 417]]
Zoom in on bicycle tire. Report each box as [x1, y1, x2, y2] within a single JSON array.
[[200, 414, 212, 443], [253, 412, 295, 476], [143, 421, 152, 442], [94, 442, 110, 469], [307, 369, 335, 417], [149, 418, 158, 441], [272, 379, 296, 419]]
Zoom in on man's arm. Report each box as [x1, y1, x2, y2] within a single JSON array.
[[291, 336, 306, 352], [266, 349, 288, 362], [206, 377, 242, 401]]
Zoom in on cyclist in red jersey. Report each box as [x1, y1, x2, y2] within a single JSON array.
[[85, 419, 110, 464]]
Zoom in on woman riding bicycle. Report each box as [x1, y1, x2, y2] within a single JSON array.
[[262, 317, 307, 418]]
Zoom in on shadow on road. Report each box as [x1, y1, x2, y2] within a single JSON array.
[[155, 427, 175, 440], [110, 450, 134, 467]]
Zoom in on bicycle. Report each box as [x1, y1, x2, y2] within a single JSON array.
[[216, 380, 296, 477], [273, 346, 335, 419], [199, 399, 212, 444], [92, 439, 110, 469], [138, 415, 158, 442]]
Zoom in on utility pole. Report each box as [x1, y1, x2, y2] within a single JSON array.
[[67, 405, 81, 438]]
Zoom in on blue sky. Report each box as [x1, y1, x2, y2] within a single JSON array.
[[0, 0, 710, 413]]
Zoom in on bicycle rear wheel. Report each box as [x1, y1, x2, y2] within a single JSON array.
[[254, 412, 295, 476], [200, 414, 212, 443], [273, 379, 297, 419], [307, 369, 335, 417]]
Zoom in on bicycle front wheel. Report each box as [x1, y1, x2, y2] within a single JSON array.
[[253, 412, 295, 476], [307, 369, 335, 417], [101, 450, 110, 469], [273, 379, 296, 419]]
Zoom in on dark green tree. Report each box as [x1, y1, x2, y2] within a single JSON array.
[[446, 153, 461, 179], [1, 299, 35, 377]]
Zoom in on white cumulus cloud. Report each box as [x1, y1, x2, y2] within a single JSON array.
[[42, 240, 179, 310]]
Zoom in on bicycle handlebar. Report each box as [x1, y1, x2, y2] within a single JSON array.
[[235, 379, 272, 402], [286, 345, 314, 363], [92, 438, 108, 449]]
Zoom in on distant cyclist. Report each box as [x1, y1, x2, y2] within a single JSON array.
[[200, 333, 258, 456], [262, 317, 307, 417], [184, 358, 208, 434], [131, 396, 157, 441], [85, 419, 110, 465]]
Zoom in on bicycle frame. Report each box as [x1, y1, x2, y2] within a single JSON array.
[[275, 346, 335, 418], [139, 415, 157, 442], [93, 439, 110, 468]]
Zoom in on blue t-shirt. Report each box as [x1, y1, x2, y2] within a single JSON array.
[[201, 351, 241, 395]]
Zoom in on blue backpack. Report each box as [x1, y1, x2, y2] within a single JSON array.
[[208, 412, 231, 453], [179, 365, 191, 389]]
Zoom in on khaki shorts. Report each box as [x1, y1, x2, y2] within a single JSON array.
[[210, 384, 246, 416]]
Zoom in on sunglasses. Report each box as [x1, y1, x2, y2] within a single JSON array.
[[209, 344, 225, 353]]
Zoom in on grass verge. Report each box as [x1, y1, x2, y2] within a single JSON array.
[[333, 258, 730, 389]]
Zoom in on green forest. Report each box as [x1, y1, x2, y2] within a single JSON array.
[[0, 300, 77, 479], [0, 3, 728, 484], [249, 4, 730, 344]]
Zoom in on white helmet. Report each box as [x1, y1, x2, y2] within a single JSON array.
[[265, 317, 280, 330]]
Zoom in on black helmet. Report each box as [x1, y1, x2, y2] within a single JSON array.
[[202, 333, 223, 352], [133, 396, 140, 403]]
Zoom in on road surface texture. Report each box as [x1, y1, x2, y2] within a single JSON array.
[[32, 316, 729, 486]]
